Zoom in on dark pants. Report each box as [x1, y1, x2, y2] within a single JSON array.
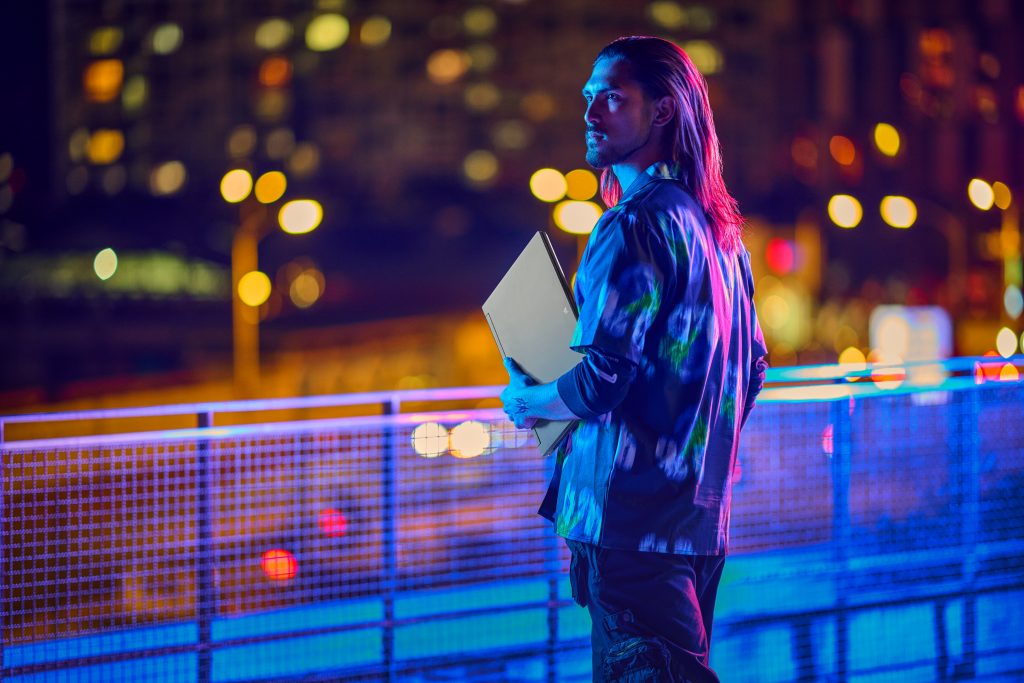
[[566, 539, 726, 683]]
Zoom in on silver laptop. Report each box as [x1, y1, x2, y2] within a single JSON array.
[[483, 232, 582, 456]]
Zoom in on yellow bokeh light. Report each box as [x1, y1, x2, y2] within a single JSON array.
[[648, 1, 687, 30], [996, 327, 1018, 358], [254, 171, 287, 203], [463, 150, 499, 184], [411, 422, 448, 458], [149, 161, 187, 195], [84, 59, 124, 102], [1000, 363, 1020, 382], [829, 135, 856, 166], [360, 16, 392, 46], [828, 194, 862, 228], [427, 49, 471, 85], [992, 181, 1012, 210], [450, 420, 490, 459], [93, 248, 118, 281], [220, 169, 253, 203], [553, 200, 603, 235], [463, 6, 498, 36], [681, 40, 722, 75], [873, 122, 900, 157], [465, 82, 501, 111], [565, 169, 598, 201], [279, 199, 323, 234], [89, 27, 123, 55], [838, 346, 867, 380], [122, 74, 147, 111], [255, 18, 293, 50], [87, 129, 124, 165], [289, 268, 324, 308], [530, 168, 567, 202], [151, 23, 183, 55], [305, 14, 349, 52], [238, 270, 272, 307], [880, 195, 917, 229], [968, 178, 995, 210]]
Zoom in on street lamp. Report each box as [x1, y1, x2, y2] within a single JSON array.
[[221, 168, 322, 395]]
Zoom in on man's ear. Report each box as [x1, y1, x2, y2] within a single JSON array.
[[652, 96, 674, 127]]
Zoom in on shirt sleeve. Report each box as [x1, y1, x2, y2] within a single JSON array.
[[571, 212, 673, 365], [556, 349, 638, 420], [740, 249, 769, 427]]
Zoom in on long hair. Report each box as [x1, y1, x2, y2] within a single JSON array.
[[596, 36, 743, 253]]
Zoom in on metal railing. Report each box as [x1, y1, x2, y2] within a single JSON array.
[[2, 357, 1023, 682]]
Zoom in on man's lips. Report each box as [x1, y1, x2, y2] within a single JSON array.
[[586, 131, 605, 143]]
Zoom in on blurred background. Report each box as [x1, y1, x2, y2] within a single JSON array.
[[1, 0, 1022, 412]]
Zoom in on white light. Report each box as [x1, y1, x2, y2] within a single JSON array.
[[1005, 285, 1023, 319], [94, 248, 118, 280], [411, 422, 449, 458], [996, 327, 1018, 358], [449, 420, 490, 459]]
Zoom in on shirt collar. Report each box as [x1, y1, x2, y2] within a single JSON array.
[[618, 161, 686, 203]]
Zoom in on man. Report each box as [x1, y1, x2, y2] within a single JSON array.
[[500, 36, 768, 682]]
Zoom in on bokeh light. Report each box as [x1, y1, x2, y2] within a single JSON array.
[[261, 548, 297, 581], [1000, 363, 1020, 382], [530, 168, 567, 202], [838, 346, 867, 380], [565, 169, 598, 201], [1006, 285, 1024, 319], [305, 14, 349, 51], [681, 40, 722, 74], [84, 59, 124, 103], [287, 143, 320, 178], [220, 169, 253, 203], [765, 238, 796, 275], [411, 422, 449, 458], [467, 43, 498, 73], [427, 49, 471, 85], [450, 420, 490, 459], [996, 327, 1018, 358], [762, 294, 792, 330], [88, 26, 123, 55], [648, 1, 686, 30], [821, 423, 834, 455], [868, 350, 905, 390], [465, 82, 501, 111], [828, 135, 856, 166], [462, 150, 498, 185], [880, 196, 917, 229], [828, 194, 862, 228], [279, 199, 323, 234], [227, 125, 258, 158], [873, 123, 900, 157], [122, 75, 147, 111], [255, 18, 293, 50], [151, 23, 183, 55], [93, 248, 118, 281], [259, 55, 293, 88], [992, 181, 1012, 210], [318, 508, 348, 537], [553, 200, 603, 235], [87, 129, 124, 164], [254, 171, 287, 204], [238, 270, 272, 307], [289, 267, 324, 308], [521, 91, 556, 122], [968, 178, 995, 210], [463, 6, 498, 36], [360, 16, 392, 46], [149, 161, 187, 196]]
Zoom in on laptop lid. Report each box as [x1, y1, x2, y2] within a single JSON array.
[[482, 231, 582, 456]]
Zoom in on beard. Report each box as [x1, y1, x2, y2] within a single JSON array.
[[585, 123, 654, 169]]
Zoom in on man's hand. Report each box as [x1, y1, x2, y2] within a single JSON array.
[[500, 357, 539, 430]]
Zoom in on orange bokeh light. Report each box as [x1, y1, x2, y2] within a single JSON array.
[[261, 548, 297, 581], [259, 55, 293, 88]]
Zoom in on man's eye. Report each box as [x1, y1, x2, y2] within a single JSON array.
[[606, 93, 621, 102]]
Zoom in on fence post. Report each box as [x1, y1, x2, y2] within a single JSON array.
[[382, 397, 400, 681], [196, 411, 216, 683], [1, 418, 6, 675], [955, 388, 980, 678], [830, 394, 853, 683], [543, 445, 559, 683]]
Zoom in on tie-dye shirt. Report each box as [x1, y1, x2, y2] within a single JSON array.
[[539, 161, 767, 555]]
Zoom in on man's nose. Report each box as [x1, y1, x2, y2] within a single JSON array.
[[584, 100, 600, 126]]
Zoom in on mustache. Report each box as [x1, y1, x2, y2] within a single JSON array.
[[586, 126, 605, 135]]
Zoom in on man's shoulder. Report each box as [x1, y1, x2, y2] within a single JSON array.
[[625, 178, 703, 221]]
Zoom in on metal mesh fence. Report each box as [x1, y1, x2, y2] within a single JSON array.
[[2, 375, 1023, 682]]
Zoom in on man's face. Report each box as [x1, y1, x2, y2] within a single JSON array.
[[583, 57, 655, 169]]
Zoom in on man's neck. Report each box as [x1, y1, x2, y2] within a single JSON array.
[[611, 144, 668, 195]]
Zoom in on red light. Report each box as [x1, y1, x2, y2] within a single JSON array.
[[822, 424, 834, 455], [976, 351, 1003, 384], [318, 507, 348, 537], [261, 548, 297, 581], [765, 238, 796, 275]]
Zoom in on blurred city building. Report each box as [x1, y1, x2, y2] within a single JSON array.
[[1, 0, 1022, 409]]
